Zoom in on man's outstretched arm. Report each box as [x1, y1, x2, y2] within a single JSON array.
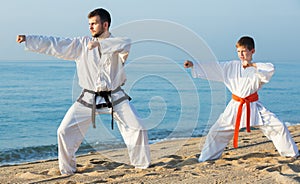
[[16, 35, 26, 43]]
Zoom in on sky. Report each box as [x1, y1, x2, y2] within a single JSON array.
[[1, 0, 300, 62]]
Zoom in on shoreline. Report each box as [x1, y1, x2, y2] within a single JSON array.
[[1, 125, 300, 184]]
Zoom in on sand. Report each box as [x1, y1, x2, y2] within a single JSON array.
[[1, 125, 300, 184]]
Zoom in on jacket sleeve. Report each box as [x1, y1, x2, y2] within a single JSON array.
[[191, 61, 225, 82], [25, 35, 83, 61], [99, 37, 130, 52], [255, 63, 275, 84]]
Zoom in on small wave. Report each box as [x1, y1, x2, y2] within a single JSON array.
[[284, 121, 300, 126], [0, 145, 58, 166], [0, 140, 127, 166]]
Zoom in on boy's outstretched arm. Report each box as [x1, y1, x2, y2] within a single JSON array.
[[184, 60, 193, 68], [184, 59, 224, 82]]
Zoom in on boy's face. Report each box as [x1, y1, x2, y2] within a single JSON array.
[[236, 46, 255, 62]]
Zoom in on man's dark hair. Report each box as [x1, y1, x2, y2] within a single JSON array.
[[236, 36, 255, 50], [88, 8, 111, 27]]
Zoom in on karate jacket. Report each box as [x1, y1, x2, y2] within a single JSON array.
[[192, 60, 275, 129], [25, 35, 131, 92]]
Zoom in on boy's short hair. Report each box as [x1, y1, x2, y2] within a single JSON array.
[[88, 8, 111, 27], [236, 36, 255, 50]]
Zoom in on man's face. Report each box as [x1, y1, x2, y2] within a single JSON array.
[[89, 16, 105, 37], [237, 46, 255, 62]]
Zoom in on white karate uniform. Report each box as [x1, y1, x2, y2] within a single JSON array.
[[25, 35, 151, 174], [191, 60, 299, 162]]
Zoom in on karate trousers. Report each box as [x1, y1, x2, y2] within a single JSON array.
[[57, 100, 151, 175], [199, 107, 299, 162]]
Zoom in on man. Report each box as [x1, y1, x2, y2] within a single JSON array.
[[16, 8, 151, 175], [184, 36, 299, 162]]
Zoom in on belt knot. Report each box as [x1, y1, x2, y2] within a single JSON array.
[[232, 92, 258, 148]]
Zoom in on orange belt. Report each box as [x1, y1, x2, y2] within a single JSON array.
[[232, 92, 258, 148]]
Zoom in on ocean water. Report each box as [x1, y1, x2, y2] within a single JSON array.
[[0, 59, 299, 166]]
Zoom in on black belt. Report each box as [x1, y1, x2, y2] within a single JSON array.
[[92, 90, 113, 129], [76, 87, 131, 129]]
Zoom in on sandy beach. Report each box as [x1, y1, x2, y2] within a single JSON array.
[[1, 125, 300, 184]]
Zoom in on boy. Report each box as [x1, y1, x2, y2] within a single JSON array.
[[184, 36, 299, 162]]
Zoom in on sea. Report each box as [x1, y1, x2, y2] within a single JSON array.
[[0, 59, 299, 166]]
